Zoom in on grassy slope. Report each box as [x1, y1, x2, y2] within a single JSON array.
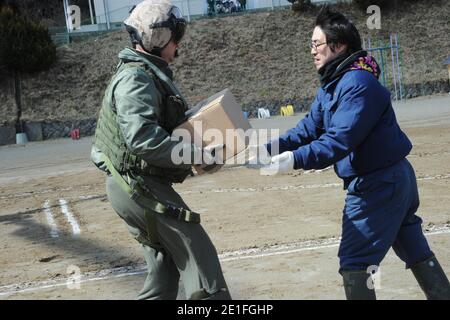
[[0, 0, 448, 123]]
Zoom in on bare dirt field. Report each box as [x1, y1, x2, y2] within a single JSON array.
[[0, 94, 449, 300]]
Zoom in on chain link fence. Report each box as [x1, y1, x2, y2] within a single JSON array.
[[363, 34, 404, 101]]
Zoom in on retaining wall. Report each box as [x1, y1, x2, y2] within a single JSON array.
[[1, 79, 448, 146]]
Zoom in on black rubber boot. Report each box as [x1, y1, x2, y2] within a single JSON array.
[[342, 270, 376, 300], [411, 255, 450, 300]]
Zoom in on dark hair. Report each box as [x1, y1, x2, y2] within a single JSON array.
[[315, 6, 362, 53]]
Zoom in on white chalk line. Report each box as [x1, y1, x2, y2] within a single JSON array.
[[179, 173, 450, 195], [417, 173, 450, 181], [41, 172, 450, 199], [219, 224, 450, 261], [42, 199, 81, 237], [43, 200, 59, 238], [1, 224, 449, 297], [178, 183, 342, 195], [5, 172, 447, 219], [58, 199, 81, 235], [222, 243, 342, 262], [221, 226, 450, 262], [2, 173, 448, 201], [0, 270, 148, 296]]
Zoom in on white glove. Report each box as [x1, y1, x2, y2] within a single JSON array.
[[245, 144, 272, 168], [260, 151, 295, 176]]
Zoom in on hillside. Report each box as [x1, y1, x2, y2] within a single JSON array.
[[0, 0, 449, 123]]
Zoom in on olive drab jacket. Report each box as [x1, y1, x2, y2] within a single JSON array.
[[91, 47, 195, 186]]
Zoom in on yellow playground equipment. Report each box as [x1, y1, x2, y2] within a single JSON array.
[[280, 104, 294, 116]]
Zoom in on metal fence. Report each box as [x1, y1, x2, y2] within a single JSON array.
[[363, 34, 404, 101]]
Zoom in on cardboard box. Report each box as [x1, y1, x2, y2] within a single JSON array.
[[173, 88, 251, 164]]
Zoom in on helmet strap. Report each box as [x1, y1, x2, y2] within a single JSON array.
[[149, 37, 171, 57]]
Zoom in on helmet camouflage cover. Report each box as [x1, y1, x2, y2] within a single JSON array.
[[124, 0, 185, 51]]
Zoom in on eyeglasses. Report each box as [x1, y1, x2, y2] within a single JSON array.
[[150, 6, 187, 44], [310, 41, 327, 50]]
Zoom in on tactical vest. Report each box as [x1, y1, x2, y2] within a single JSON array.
[[94, 60, 191, 184]]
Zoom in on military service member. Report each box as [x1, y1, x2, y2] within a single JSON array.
[[91, 0, 231, 300]]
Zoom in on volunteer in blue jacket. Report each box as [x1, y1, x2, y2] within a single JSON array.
[[263, 7, 450, 300]]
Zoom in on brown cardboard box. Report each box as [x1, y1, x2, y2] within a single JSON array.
[[173, 88, 251, 165]]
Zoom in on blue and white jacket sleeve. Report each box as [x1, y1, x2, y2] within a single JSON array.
[[292, 73, 388, 170]]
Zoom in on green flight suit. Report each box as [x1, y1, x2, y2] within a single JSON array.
[[91, 47, 230, 300]]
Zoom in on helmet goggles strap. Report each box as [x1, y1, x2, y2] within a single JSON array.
[[149, 6, 186, 44]]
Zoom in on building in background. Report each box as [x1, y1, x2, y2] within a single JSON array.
[[63, 0, 341, 34]]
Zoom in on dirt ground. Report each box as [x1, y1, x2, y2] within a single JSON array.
[[0, 95, 449, 300]]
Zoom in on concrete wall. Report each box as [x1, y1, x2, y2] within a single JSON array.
[[0, 122, 43, 146], [0, 78, 448, 145], [0, 125, 16, 146], [0, 119, 98, 145]]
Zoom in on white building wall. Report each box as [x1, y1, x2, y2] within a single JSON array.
[[93, 0, 140, 24]]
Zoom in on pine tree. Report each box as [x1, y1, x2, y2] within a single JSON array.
[[0, 5, 56, 132]]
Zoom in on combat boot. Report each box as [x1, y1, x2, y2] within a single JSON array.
[[411, 255, 450, 300]]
